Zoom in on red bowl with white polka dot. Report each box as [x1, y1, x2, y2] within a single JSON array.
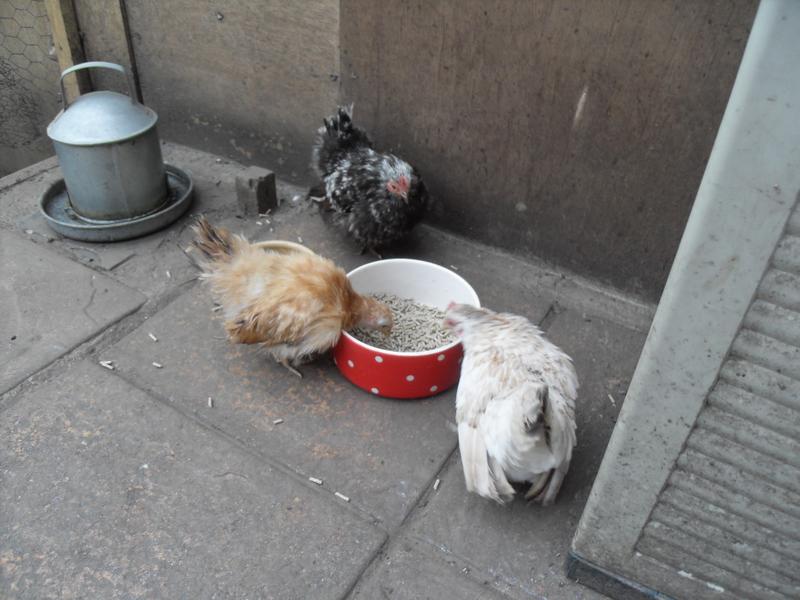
[[333, 259, 480, 399]]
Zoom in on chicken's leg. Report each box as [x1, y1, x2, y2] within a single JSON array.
[[279, 359, 303, 378], [524, 470, 552, 501], [360, 246, 383, 260], [540, 461, 570, 506]]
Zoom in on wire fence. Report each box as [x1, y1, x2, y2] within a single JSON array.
[[0, 0, 60, 176]]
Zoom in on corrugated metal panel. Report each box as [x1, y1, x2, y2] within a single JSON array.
[[635, 202, 800, 599]]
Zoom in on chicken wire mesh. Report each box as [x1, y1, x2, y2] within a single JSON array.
[[0, 0, 61, 177]]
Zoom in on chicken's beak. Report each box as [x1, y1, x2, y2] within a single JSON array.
[[399, 191, 409, 204], [374, 314, 393, 336]]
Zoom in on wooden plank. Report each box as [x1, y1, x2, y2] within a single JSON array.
[[44, 0, 90, 103], [71, 0, 140, 100], [339, 0, 758, 299], [116, 0, 339, 176]]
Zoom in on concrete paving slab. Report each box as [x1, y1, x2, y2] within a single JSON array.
[[0, 161, 63, 231], [350, 536, 510, 600], [104, 286, 470, 528], [0, 155, 59, 196], [394, 310, 645, 600], [0, 362, 386, 599], [0, 231, 145, 395], [0, 144, 653, 600], [546, 309, 646, 493]]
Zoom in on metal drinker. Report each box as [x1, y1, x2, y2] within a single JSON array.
[[47, 61, 167, 221]]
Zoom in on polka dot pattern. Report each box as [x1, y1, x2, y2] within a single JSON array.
[[333, 337, 466, 399]]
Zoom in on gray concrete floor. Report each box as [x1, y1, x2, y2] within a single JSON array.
[[0, 143, 652, 600]]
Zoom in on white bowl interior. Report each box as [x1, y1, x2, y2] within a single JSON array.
[[347, 259, 480, 310], [342, 259, 480, 357]]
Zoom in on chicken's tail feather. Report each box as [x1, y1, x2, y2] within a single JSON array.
[[192, 216, 243, 265], [322, 104, 355, 137], [458, 423, 513, 504], [313, 105, 373, 174]]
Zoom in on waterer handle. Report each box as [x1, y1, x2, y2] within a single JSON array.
[[59, 61, 138, 110]]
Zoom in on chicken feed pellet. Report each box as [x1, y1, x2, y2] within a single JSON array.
[[350, 294, 455, 352]]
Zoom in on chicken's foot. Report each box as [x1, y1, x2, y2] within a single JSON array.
[[524, 470, 552, 502], [279, 359, 303, 378]]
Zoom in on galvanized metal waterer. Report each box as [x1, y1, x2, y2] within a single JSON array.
[[41, 61, 193, 242], [47, 61, 168, 221]]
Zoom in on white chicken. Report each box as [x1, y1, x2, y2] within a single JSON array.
[[443, 303, 578, 505]]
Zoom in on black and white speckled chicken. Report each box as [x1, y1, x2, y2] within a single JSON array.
[[311, 106, 429, 256]]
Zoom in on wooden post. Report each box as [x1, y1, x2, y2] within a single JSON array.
[[44, 0, 90, 104]]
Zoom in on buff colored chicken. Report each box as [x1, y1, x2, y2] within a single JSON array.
[[444, 304, 578, 505], [192, 217, 392, 377]]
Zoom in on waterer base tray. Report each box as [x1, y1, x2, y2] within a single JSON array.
[[40, 163, 193, 242]]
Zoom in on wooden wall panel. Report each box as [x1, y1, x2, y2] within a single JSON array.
[[340, 0, 757, 298], [119, 0, 339, 180]]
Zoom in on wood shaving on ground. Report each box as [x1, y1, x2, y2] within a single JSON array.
[[433, 478, 441, 491], [208, 397, 214, 408], [607, 393, 616, 406], [212, 305, 223, 312], [152, 362, 163, 369], [334, 492, 350, 502], [148, 333, 158, 342], [256, 221, 263, 226], [99, 360, 114, 370], [272, 418, 284, 425], [297, 236, 303, 243], [308, 476, 323, 485], [350, 294, 455, 352], [165, 270, 171, 279]]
